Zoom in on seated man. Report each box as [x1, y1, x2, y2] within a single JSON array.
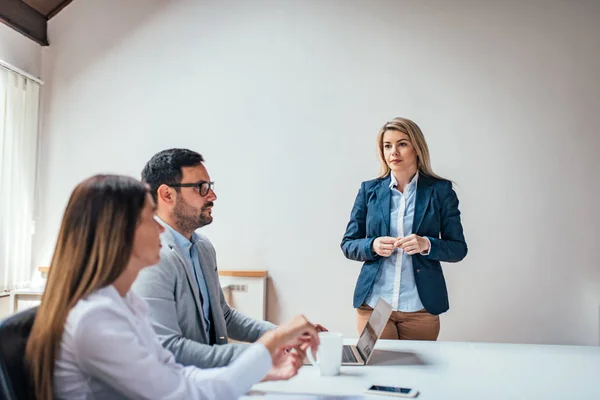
[[132, 148, 319, 379]]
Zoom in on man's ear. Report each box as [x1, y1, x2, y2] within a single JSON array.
[[156, 184, 176, 206]]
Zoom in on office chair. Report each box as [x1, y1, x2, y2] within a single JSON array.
[[0, 306, 38, 400]]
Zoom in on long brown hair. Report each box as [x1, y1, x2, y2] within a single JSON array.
[[25, 175, 149, 400], [376, 117, 445, 180]]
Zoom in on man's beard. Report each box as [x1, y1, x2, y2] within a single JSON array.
[[173, 196, 213, 234]]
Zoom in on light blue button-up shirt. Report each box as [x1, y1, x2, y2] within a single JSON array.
[[161, 220, 212, 335], [366, 173, 424, 312]]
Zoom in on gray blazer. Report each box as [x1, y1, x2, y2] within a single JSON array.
[[131, 220, 276, 368]]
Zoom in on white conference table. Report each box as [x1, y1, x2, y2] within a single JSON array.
[[248, 339, 600, 400]]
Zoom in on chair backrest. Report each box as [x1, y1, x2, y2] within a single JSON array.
[[0, 306, 38, 400]]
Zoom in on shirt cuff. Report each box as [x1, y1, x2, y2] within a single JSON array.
[[420, 237, 431, 256], [366, 237, 377, 259]]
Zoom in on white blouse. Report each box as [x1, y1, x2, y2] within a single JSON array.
[[53, 285, 272, 400]]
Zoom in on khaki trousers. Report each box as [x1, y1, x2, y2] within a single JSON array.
[[356, 304, 440, 341]]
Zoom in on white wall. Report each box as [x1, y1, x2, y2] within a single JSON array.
[[0, 22, 42, 77], [35, 0, 600, 345]]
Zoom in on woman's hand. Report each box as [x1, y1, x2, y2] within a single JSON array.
[[395, 234, 430, 255], [258, 315, 319, 382], [372, 236, 396, 257], [261, 345, 307, 381]]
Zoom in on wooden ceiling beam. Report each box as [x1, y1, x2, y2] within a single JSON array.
[[0, 0, 48, 46], [48, 0, 73, 19]]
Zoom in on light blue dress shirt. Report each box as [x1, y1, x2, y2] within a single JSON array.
[[366, 173, 425, 312], [161, 220, 212, 335]]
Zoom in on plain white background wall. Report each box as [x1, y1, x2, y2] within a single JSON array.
[[34, 0, 600, 345], [0, 22, 42, 77]]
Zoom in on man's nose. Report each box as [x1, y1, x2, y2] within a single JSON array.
[[207, 189, 217, 201]]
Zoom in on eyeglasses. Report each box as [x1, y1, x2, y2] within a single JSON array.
[[169, 181, 215, 197]]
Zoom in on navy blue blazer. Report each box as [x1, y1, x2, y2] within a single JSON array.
[[341, 173, 467, 315]]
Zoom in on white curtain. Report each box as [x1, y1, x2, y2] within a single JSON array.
[[0, 66, 41, 292]]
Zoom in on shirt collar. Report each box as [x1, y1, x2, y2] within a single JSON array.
[[98, 284, 149, 317], [389, 171, 419, 190], [155, 216, 200, 251]]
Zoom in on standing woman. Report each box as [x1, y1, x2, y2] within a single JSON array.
[[341, 117, 467, 341]]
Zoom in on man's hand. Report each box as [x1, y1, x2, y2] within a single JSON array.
[[315, 324, 328, 332], [258, 315, 319, 359]]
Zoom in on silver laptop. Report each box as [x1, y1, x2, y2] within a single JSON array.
[[342, 297, 393, 365], [304, 297, 393, 366]]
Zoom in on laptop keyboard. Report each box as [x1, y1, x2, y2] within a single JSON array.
[[342, 345, 359, 363]]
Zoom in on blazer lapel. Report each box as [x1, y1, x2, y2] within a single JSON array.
[[413, 174, 433, 234], [195, 243, 218, 310], [377, 176, 392, 235], [195, 240, 228, 342], [158, 226, 207, 334]]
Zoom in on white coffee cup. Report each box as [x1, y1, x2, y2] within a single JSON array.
[[306, 332, 343, 376]]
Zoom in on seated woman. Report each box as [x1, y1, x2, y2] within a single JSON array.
[[26, 174, 319, 400]]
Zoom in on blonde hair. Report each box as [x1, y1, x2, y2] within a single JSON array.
[[377, 117, 444, 180], [25, 175, 149, 400]]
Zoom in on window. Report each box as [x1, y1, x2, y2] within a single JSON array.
[[0, 64, 41, 292]]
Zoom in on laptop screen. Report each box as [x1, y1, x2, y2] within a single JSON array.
[[356, 298, 392, 361]]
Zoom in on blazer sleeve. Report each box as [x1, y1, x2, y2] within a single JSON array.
[[340, 182, 379, 262], [424, 181, 468, 262], [220, 286, 276, 342], [132, 265, 249, 368]]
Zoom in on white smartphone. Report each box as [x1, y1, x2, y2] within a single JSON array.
[[365, 384, 419, 398]]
